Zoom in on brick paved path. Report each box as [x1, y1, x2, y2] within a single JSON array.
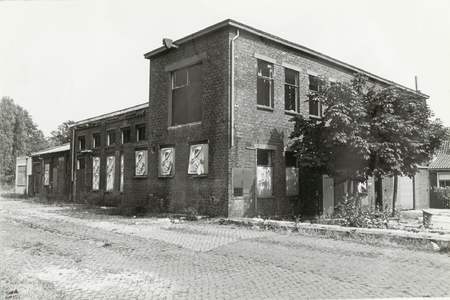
[[1, 199, 450, 299]]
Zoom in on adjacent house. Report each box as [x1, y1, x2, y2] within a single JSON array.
[[429, 130, 450, 208], [14, 156, 32, 195], [29, 144, 71, 199]]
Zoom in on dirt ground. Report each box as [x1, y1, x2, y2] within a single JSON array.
[[1, 197, 450, 299]]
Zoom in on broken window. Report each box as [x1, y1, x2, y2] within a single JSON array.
[[257, 149, 273, 197], [285, 69, 299, 112], [121, 128, 130, 144], [257, 60, 274, 108], [78, 136, 85, 150], [93, 133, 101, 148], [172, 64, 202, 126], [136, 124, 146, 141], [77, 157, 85, 170], [309, 75, 321, 117], [107, 131, 116, 146]]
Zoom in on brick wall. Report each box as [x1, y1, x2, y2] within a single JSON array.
[[229, 30, 356, 217], [148, 28, 231, 216], [73, 107, 148, 207]]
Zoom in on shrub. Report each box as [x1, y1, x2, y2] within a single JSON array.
[[334, 195, 390, 228], [431, 186, 450, 209], [185, 206, 198, 221]]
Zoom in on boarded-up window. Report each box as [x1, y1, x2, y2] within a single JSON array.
[[44, 164, 50, 186], [106, 156, 115, 191], [285, 152, 299, 196], [17, 166, 26, 186], [257, 149, 273, 197], [257, 60, 274, 108], [188, 144, 208, 175], [120, 154, 124, 192], [233, 168, 253, 197], [135, 150, 148, 176], [92, 157, 100, 190], [159, 147, 175, 177], [172, 64, 202, 126]]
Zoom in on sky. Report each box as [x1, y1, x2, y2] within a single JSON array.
[[1, 0, 449, 136]]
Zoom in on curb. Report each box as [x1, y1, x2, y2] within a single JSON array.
[[220, 218, 450, 243]]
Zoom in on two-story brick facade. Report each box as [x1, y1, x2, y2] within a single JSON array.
[[144, 19, 427, 217]]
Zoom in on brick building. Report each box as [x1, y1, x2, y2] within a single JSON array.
[[29, 144, 71, 199], [69, 19, 429, 217], [71, 103, 149, 204], [144, 19, 428, 217]]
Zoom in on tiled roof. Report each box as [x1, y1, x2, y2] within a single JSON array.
[[30, 143, 70, 157], [430, 155, 450, 170], [430, 129, 450, 170]]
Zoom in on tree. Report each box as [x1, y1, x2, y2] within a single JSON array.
[[290, 74, 447, 214], [0, 97, 50, 186], [49, 120, 75, 145]]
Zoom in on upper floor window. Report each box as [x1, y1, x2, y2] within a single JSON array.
[[107, 130, 116, 146], [78, 136, 85, 150], [257, 60, 274, 108], [121, 128, 130, 144], [92, 133, 101, 148], [309, 75, 321, 117], [172, 64, 202, 126], [285, 69, 299, 112], [136, 124, 146, 141]]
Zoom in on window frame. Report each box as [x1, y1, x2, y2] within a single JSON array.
[[107, 130, 116, 146], [136, 124, 146, 142], [92, 133, 101, 149], [78, 136, 86, 150], [257, 60, 274, 109], [171, 63, 203, 126], [121, 128, 131, 144], [284, 68, 299, 113], [308, 75, 322, 118]]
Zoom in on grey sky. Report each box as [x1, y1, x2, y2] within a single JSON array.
[[1, 0, 449, 136]]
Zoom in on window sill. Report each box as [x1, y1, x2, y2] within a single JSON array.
[[285, 110, 300, 116], [134, 175, 147, 179], [190, 174, 208, 178], [309, 115, 322, 120], [158, 175, 174, 179], [257, 196, 275, 199], [169, 122, 202, 130], [257, 105, 274, 112]]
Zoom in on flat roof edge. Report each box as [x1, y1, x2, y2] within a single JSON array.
[[71, 103, 149, 127]]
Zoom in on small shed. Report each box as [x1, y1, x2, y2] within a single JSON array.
[[29, 144, 71, 200]]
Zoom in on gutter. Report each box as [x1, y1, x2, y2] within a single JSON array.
[[230, 29, 239, 148]]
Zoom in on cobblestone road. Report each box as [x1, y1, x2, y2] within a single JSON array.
[[1, 199, 450, 299]]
